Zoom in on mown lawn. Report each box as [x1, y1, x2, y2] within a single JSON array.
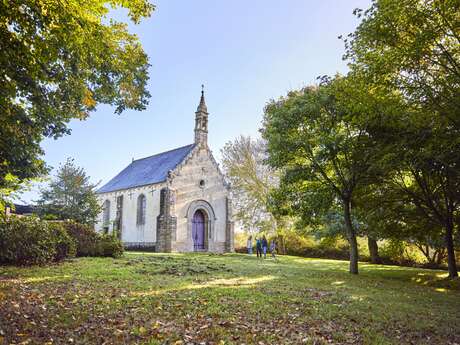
[[0, 253, 459, 345]]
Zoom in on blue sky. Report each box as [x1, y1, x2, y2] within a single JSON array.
[[20, 0, 371, 203]]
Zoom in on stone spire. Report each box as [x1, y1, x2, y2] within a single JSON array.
[[194, 85, 208, 147]]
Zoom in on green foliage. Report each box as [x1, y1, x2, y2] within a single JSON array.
[[0, 215, 122, 266], [282, 233, 350, 260], [379, 239, 406, 263], [100, 234, 124, 258], [62, 221, 123, 258], [0, 174, 22, 212], [0, 216, 79, 265], [62, 221, 99, 256], [0, 0, 154, 190], [48, 222, 77, 261], [345, 0, 460, 128], [343, 0, 460, 278], [262, 77, 384, 274], [36, 158, 101, 225], [0, 216, 57, 265]]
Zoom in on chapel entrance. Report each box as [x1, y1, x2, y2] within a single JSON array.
[[192, 209, 206, 251]]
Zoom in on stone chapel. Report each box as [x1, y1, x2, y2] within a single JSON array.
[[95, 89, 234, 253]]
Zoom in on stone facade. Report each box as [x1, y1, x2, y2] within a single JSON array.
[[168, 145, 231, 252], [95, 89, 234, 253], [156, 187, 176, 252]]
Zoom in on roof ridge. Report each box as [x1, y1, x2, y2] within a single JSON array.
[[133, 143, 195, 163]]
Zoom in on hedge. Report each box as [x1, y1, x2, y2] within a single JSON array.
[[0, 216, 123, 266], [62, 221, 123, 258]]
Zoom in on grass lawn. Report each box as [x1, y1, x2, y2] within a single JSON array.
[[1, 253, 459, 345]]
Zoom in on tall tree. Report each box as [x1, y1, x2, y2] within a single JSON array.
[[262, 77, 380, 274], [0, 0, 154, 196], [344, 0, 460, 277], [36, 158, 100, 225], [221, 136, 277, 234]]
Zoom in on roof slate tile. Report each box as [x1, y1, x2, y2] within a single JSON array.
[[97, 144, 195, 193]]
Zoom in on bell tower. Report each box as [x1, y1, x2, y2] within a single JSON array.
[[194, 85, 208, 147]]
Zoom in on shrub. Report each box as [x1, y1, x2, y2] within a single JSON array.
[[100, 234, 124, 258], [62, 221, 123, 258], [48, 222, 77, 261], [0, 217, 122, 266], [62, 221, 100, 256], [282, 231, 316, 256], [0, 216, 56, 265]]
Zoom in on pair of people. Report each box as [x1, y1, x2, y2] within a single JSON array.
[[247, 235, 276, 259]]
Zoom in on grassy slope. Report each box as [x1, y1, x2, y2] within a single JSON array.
[[0, 253, 459, 345]]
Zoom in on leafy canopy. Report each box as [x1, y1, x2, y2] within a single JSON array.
[[262, 77, 382, 274], [344, 0, 460, 127], [0, 0, 154, 193]]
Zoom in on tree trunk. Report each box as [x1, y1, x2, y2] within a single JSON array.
[[343, 198, 359, 274], [435, 248, 446, 266], [444, 220, 458, 278], [278, 234, 286, 255], [367, 237, 381, 264]]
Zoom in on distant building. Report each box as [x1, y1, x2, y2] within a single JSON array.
[[5, 204, 35, 217], [95, 89, 234, 253]]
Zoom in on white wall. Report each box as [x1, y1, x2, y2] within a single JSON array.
[[95, 184, 164, 244]]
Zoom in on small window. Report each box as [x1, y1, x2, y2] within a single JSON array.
[[137, 194, 146, 225], [102, 200, 110, 233], [199, 179, 205, 188]]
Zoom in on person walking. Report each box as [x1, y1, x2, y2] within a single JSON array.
[[256, 237, 262, 258], [270, 239, 277, 260], [262, 236, 268, 259], [247, 235, 253, 255]]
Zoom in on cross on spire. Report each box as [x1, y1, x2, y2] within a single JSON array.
[[197, 84, 208, 113]]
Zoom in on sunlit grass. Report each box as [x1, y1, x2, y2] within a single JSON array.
[[1, 253, 459, 344]]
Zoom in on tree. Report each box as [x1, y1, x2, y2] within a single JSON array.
[[343, 0, 460, 277], [344, 0, 460, 128], [36, 158, 100, 225], [337, 73, 460, 277], [0, 0, 154, 194], [262, 77, 380, 274], [221, 136, 277, 234], [383, 148, 459, 277]]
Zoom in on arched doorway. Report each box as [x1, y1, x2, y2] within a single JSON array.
[[192, 210, 206, 251], [186, 200, 215, 252]]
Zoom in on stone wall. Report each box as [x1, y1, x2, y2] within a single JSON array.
[[156, 187, 177, 252], [170, 145, 232, 253], [225, 197, 235, 252]]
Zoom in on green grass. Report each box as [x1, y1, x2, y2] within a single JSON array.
[[1, 253, 459, 344]]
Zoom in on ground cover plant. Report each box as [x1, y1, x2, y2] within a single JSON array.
[[1, 253, 459, 344]]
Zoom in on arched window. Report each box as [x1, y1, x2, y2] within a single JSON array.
[[137, 194, 146, 225], [102, 200, 110, 233]]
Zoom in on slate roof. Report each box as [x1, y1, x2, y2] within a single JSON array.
[[12, 204, 35, 215], [97, 144, 195, 193]]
